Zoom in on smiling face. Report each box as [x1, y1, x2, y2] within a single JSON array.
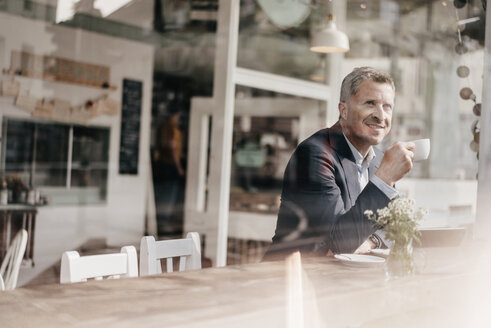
[[339, 80, 394, 156]]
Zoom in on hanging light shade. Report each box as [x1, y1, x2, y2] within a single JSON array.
[[310, 14, 350, 53]]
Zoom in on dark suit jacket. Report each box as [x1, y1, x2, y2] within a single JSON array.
[[263, 122, 392, 261]]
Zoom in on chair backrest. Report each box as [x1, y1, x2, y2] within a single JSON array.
[[0, 229, 28, 290], [60, 246, 138, 284], [140, 232, 201, 276]]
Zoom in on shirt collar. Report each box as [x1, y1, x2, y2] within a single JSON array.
[[343, 133, 375, 166]]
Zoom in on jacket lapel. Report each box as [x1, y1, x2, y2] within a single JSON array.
[[341, 157, 361, 205], [328, 122, 361, 206]]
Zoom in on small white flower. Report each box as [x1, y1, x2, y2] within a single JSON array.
[[368, 197, 427, 244]]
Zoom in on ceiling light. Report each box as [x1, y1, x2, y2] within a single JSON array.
[[310, 14, 350, 53]]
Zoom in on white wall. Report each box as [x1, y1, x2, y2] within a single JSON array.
[[0, 12, 154, 285], [396, 178, 477, 228]]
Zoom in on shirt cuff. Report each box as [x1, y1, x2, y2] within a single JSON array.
[[373, 230, 393, 248], [370, 175, 398, 200]]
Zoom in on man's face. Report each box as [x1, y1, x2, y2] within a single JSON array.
[[339, 80, 394, 155]]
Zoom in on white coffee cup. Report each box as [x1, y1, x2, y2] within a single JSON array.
[[411, 138, 431, 161]]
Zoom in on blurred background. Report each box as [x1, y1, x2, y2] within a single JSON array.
[[0, 0, 486, 284]]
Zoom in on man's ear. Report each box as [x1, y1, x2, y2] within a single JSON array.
[[338, 102, 347, 120]]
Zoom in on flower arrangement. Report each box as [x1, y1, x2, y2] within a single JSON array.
[[365, 198, 428, 277], [6, 174, 26, 193], [2, 174, 28, 203]]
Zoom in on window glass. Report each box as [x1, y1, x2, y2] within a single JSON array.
[[2, 118, 69, 187], [1, 118, 109, 204], [71, 126, 109, 197], [345, 1, 484, 182], [229, 86, 327, 214], [0, 0, 484, 266], [33, 121, 70, 187], [343, 1, 484, 228], [237, 0, 325, 82], [232, 116, 298, 194], [2, 119, 35, 184]]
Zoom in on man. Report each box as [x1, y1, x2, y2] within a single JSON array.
[[263, 67, 414, 260]]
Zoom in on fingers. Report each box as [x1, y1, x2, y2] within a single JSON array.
[[392, 141, 414, 153], [392, 141, 415, 162], [403, 141, 416, 161], [402, 141, 415, 151], [376, 141, 415, 186], [398, 143, 413, 172]]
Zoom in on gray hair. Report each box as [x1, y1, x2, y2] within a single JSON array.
[[339, 67, 395, 102]]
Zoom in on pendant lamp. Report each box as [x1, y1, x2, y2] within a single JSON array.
[[310, 14, 350, 53]]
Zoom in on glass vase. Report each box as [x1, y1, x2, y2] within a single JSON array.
[[385, 240, 414, 279]]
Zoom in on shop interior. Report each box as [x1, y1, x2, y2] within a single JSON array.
[[0, 0, 488, 284]]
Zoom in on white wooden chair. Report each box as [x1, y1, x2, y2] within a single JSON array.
[[140, 232, 201, 276], [60, 246, 138, 284], [0, 229, 28, 290]]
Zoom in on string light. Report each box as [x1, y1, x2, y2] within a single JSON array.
[[451, 0, 481, 161]]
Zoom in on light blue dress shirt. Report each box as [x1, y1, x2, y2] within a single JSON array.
[[343, 134, 397, 247]]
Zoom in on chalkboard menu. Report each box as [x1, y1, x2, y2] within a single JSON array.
[[119, 79, 142, 175]]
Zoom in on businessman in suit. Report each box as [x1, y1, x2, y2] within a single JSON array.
[[263, 67, 415, 260]]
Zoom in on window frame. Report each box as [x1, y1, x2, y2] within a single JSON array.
[[0, 116, 110, 204]]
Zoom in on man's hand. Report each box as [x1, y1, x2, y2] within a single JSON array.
[[354, 238, 377, 254], [375, 141, 415, 187]]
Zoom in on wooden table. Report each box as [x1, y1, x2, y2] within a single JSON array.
[[0, 245, 490, 327]]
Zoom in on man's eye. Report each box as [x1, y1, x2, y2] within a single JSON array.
[[366, 101, 375, 105]]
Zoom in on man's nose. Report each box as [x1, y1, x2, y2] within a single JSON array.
[[372, 104, 385, 120]]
